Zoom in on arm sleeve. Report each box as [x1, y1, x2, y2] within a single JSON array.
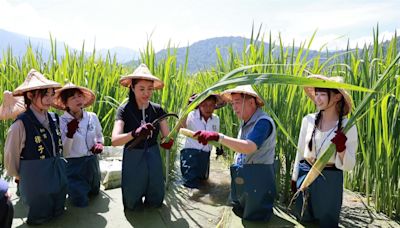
[[93, 114, 104, 144], [292, 116, 308, 181], [60, 115, 73, 156], [246, 119, 272, 148], [4, 120, 25, 177], [115, 106, 124, 121], [335, 124, 357, 171]]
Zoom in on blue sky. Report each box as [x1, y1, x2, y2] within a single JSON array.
[[1, 0, 399, 51]]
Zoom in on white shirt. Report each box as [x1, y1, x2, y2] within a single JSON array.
[[183, 109, 220, 152], [291, 113, 358, 181], [60, 111, 104, 158]]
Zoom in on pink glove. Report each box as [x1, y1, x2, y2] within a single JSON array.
[[331, 129, 347, 153], [160, 138, 174, 150], [91, 143, 104, 154], [193, 130, 219, 145]]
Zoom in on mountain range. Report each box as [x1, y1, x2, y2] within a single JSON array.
[[1, 29, 398, 73]]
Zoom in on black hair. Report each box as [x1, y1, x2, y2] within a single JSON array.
[[23, 89, 50, 108], [307, 88, 345, 151], [60, 88, 83, 105], [204, 95, 217, 103]]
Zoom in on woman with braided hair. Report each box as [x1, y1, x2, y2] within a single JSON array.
[[291, 75, 358, 227]]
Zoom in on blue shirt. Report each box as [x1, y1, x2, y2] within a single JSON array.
[[247, 119, 272, 148], [236, 119, 272, 165]]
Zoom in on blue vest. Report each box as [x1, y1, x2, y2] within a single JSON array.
[[17, 109, 63, 160]]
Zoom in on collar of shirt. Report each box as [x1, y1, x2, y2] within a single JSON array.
[[30, 107, 49, 128], [194, 109, 213, 123], [63, 110, 88, 121]]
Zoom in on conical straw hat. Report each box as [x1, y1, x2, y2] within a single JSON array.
[[12, 69, 61, 96], [53, 83, 96, 110], [119, 64, 164, 89], [220, 85, 264, 107], [0, 91, 26, 120], [304, 75, 353, 115]]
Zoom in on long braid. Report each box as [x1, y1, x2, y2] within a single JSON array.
[[337, 97, 345, 131], [308, 110, 322, 151]]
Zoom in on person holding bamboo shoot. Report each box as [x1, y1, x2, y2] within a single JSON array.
[[111, 64, 174, 211], [53, 83, 103, 207], [291, 75, 358, 227], [180, 93, 225, 192], [3, 69, 67, 225], [193, 85, 276, 221]]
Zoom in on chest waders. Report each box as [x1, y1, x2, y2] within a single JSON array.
[[122, 142, 165, 210], [230, 108, 277, 221], [66, 155, 101, 207], [180, 148, 210, 189], [230, 164, 275, 221], [18, 110, 68, 225], [294, 161, 343, 227]]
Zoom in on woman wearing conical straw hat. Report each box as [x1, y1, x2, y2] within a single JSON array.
[[291, 75, 358, 227], [111, 64, 174, 211], [3, 69, 67, 225], [192, 85, 277, 221], [53, 83, 103, 207]]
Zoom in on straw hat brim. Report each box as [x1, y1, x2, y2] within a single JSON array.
[[220, 87, 264, 107], [13, 83, 61, 97], [53, 85, 96, 110], [0, 91, 26, 120], [119, 75, 164, 89], [192, 94, 226, 109], [13, 70, 61, 96], [304, 75, 353, 115]]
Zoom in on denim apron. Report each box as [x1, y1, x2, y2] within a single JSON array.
[[180, 148, 210, 188], [66, 155, 101, 207], [121, 144, 165, 210]]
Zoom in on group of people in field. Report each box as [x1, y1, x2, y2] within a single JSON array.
[[0, 63, 357, 228]]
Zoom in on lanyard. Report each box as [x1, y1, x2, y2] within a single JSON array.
[[314, 126, 336, 157]]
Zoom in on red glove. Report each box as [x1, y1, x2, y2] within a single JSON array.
[[160, 138, 174, 150], [132, 123, 154, 139], [291, 180, 297, 194], [66, 119, 79, 138], [91, 143, 104, 154], [331, 129, 347, 153], [193, 130, 219, 145], [15, 178, 19, 185]]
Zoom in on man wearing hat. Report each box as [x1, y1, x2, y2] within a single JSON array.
[[4, 69, 67, 225], [180, 94, 225, 192], [111, 64, 174, 211], [291, 75, 357, 227], [193, 85, 276, 221], [53, 83, 104, 207]]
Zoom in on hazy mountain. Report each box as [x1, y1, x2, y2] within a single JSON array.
[[0, 29, 139, 62]]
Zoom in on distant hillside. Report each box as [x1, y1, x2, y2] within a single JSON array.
[[0, 29, 139, 62], [152, 36, 329, 73], [155, 37, 253, 72]]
